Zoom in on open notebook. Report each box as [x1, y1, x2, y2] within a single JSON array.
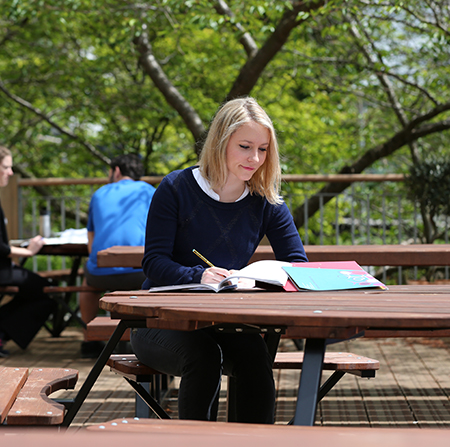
[[148, 260, 291, 293]]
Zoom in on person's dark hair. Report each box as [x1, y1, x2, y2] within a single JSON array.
[[110, 154, 144, 180]]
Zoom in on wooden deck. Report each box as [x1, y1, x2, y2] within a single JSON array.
[[1, 327, 450, 430]]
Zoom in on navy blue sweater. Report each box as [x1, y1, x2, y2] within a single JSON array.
[[142, 167, 308, 288]]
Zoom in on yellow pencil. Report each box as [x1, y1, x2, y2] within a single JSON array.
[[192, 249, 215, 268]]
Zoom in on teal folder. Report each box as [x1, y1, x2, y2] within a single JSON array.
[[282, 264, 387, 291]]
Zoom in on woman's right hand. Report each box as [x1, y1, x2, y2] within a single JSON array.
[[27, 235, 45, 256], [201, 267, 231, 284]]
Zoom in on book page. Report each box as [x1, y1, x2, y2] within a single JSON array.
[[221, 260, 291, 287]]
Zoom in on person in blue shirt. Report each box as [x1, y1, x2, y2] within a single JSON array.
[[131, 97, 308, 423], [80, 154, 155, 357]]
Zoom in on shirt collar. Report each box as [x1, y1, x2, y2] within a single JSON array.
[[192, 168, 249, 202]]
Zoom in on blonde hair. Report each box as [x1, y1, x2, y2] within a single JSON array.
[[0, 146, 11, 163], [198, 97, 282, 205]]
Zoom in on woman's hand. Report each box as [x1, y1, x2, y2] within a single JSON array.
[[201, 267, 230, 284], [27, 235, 45, 256], [9, 235, 45, 258]]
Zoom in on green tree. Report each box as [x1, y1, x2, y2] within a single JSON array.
[[1, 0, 450, 235]]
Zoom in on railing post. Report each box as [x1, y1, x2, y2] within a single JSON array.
[[0, 174, 20, 240]]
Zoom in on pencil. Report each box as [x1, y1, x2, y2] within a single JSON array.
[[192, 249, 215, 268]]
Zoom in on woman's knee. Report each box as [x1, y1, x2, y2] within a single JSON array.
[[131, 328, 223, 377]]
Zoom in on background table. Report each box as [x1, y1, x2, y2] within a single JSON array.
[[96, 244, 450, 268], [11, 241, 89, 336]]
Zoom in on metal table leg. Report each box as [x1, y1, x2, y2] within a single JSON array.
[[292, 338, 326, 426], [61, 319, 144, 427]]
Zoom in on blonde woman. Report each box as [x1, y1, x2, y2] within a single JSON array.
[[132, 98, 308, 423]]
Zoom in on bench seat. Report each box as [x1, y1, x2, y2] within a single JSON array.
[[108, 352, 379, 379], [0, 286, 19, 294], [38, 268, 84, 281], [43, 285, 104, 294], [0, 366, 78, 425]]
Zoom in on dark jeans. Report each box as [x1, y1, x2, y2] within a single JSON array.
[[0, 264, 55, 349], [131, 326, 275, 423]]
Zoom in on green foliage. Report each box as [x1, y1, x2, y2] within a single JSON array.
[[1, 0, 450, 248], [405, 157, 450, 218]]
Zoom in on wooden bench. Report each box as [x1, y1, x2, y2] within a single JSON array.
[[107, 351, 379, 418], [0, 366, 78, 425], [38, 268, 84, 282], [88, 317, 379, 419], [43, 285, 104, 295], [0, 286, 20, 295]]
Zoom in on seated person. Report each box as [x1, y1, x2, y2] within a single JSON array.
[[79, 154, 155, 357], [0, 145, 55, 357], [131, 98, 308, 423]]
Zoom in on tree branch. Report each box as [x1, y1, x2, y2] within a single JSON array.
[[346, 14, 422, 163], [293, 117, 450, 228], [376, 69, 439, 106], [347, 17, 408, 127], [0, 78, 110, 165], [213, 0, 258, 58], [226, 0, 326, 100], [133, 31, 206, 155]]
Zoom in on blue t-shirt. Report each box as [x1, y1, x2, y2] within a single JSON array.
[[86, 179, 155, 276], [142, 166, 307, 288]]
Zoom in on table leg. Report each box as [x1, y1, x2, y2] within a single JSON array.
[[61, 319, 144, 427], [46, 255, 85, 336], [292, 338, 326, 426]]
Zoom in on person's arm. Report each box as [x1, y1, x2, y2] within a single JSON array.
[[265, 201, 308, 263], [9, 235, 45, 258], [87, 231, 94, 254], [142, 177, 203, 285], [142, 174, 217, 286]]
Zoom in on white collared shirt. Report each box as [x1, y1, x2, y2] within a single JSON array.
[[192, 168, 249, 202]]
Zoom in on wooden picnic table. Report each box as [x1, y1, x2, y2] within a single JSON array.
[[9, 240, 89, 336], [96, 243, 450, 268], [62, 284, 450, 427]]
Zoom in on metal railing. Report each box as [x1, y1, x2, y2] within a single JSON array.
[[11, 174, 450, 283]]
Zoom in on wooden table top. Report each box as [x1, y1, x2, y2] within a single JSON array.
[[96, 243, 450, 268], [10, 239, 88, 256], [5, 422, 450, 447], [100, 285, 450, 339], [83, 418, 450, 447], [97, 245, 143, 267], [39, 243, 88, 256]]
